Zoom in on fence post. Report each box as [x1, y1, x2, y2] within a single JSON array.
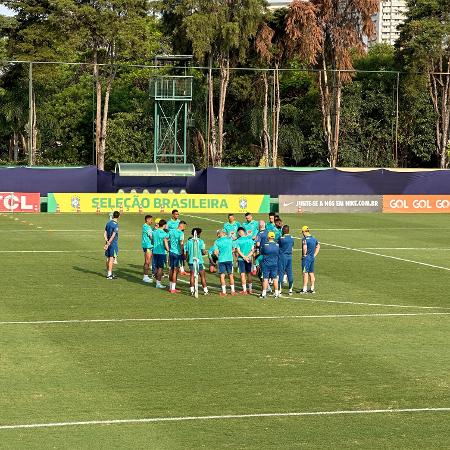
[[395, 71, 400, 166], [28, 62, 34, 166]]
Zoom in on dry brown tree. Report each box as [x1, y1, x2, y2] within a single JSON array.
[[286, 0, 379, 167]]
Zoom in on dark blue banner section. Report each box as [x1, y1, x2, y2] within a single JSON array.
[[1, 166, 450, 196], [0, 166, 98, 196], [202, 168, 450, 196]]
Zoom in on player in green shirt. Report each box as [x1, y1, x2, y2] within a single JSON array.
[[223, 214, 241, 240], [274, 217, 283, 241], [167, 209, 180, 230], [168, 221, 186, 293], [266, 212, 277, 233], [242, 212, 259, 240], [141, 215, 153, 283], [213, 230, 237, 296], [167, 209, 189, 276], [152, 219, 169, 289], [235, 227, 255, 294], [207, 230, 221, 273], [185, 228, 209, 296]]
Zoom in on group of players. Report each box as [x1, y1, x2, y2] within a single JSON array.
[[104, 210, 320, 298]]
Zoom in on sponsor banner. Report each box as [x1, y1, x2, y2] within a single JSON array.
[[0, 192, 40, 213], [47, 193, 270, 214], [383, 195, 450, 213], [279, 195, 382, 213]]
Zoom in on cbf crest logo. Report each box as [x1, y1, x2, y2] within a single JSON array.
[[71, 196, 81, 210], [239, 197, 248, 211]]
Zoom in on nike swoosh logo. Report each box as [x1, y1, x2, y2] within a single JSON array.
[[283, 202, 294, 207]]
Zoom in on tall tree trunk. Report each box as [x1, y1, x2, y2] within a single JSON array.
[[28, 92, 37, 165], [8, 135, 13, 161], [330, 70, 342, 168], [32, 93, 38, 163], [20, 133, 27, 158], [262, 71, 270, 166], [217, 55, 230, 167], [429, 63, 450, 169], [93, 49, 102, 169], [319, 59, 341, 168], [13, 132, 19, 162], [98, 77, 113, 171], [207, 55, 217, 166], [272, 64, 281, 167]]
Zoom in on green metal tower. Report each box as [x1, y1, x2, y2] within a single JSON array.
[[151, 55, 193, 164]]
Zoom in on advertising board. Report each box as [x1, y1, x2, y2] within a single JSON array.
[[47, 193, 270, 214], [383, 195, 450, 213], [279, 195, 382, 213], [0, 192, 40, 213]]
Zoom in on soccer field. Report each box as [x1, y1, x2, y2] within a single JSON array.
[[1, 212, 449, 449]]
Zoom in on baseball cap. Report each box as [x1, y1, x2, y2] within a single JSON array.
[[302, 226, 310, 232], [267, 231, 276, 239]]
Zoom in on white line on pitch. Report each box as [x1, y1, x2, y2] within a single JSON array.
[[0, 250, 142, 253], [1, 407, 449, 430], [322, 242, 450, 272], [1, 312, 450, 326], [288, 296, 450, 310], [358, 248, 450, 250]]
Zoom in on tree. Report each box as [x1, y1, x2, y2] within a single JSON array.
[[285, 0, 379, 167], [1, 0, 72, 164], [161, 0, 265, 166], [60, 0, 161, 170], [255, 8, 290, 167], [398, 0, 450, 168]]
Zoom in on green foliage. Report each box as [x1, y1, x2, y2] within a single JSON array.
[[0, 2, 446, 168], [104, 111, 151, 170]]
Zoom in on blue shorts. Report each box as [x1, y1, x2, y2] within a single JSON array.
[[143, 248, 152, 254], [189, 263, 204, 272], [218, 261, 233, 274], [153, 253, 166, 269], [105, 245, 118, 258], [302, 256, 315, 273], [263, 265, 278, 280], [238, 260, 252, 274], [169, 253, 182, 269]]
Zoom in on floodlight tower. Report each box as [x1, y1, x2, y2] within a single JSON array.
[[151, 55, 193, 164]]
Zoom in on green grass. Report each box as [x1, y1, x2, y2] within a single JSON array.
[[0, 212, 450, 449]]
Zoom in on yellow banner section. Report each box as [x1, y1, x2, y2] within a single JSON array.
[[47, 193, 270, 214]]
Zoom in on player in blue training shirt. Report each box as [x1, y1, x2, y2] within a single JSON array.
[[301, 225, 320, 294], [185, 228, 209, 296], [141, 215, 154, 283], [152, 219, 169, 289], [266, 212, 276, 232], [242, 212, 259, 240], [254, 220, 268, 276], [213, 230, 237, 296], [259, 231, 280, 299], [104, 211, 120, 279], [278, 225, 294, 296], [223, 213, 241, 240], [168, 220, 187, 294], [235, 227, 255, 294]]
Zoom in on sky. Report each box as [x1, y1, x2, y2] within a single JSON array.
[[0, 5, 14, 16]]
